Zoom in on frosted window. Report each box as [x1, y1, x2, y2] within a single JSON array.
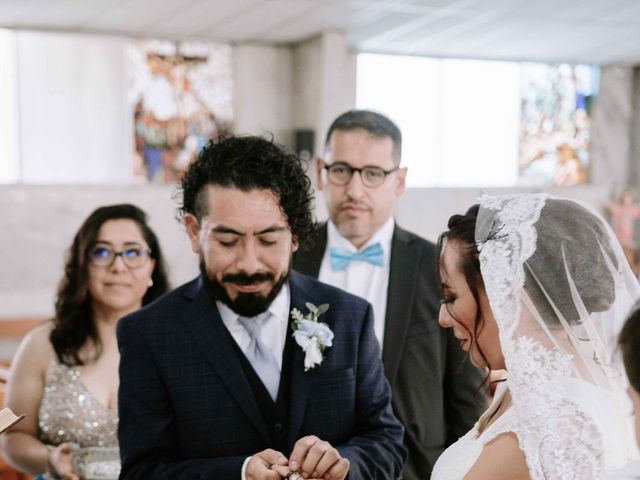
[[357, 53, 596, 188], [0, 29, 19, 184]]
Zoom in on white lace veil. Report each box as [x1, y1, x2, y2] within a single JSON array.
[[476, 193, 639, 479]]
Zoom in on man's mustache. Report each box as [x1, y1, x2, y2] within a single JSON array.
[[339, 200, 370, 211], [222, 272, 275, 285]]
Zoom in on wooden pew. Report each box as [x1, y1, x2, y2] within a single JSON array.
[[0, 318, 45, 480], [0, 318, 46, 342]]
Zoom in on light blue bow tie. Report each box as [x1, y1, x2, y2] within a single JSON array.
[[330, 242, 384, 271]]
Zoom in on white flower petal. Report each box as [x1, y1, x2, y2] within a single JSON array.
[[290, 303, 334, 371]]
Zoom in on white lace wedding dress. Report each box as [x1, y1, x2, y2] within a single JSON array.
[[431, 194, 640, 479], [432, 380, 634, 479]]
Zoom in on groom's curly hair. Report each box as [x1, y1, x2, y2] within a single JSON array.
[[177, 135, 315, 246]]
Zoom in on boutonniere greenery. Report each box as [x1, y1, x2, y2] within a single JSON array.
[[291, 302, 334, 371]]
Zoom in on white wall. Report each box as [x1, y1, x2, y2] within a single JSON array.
[[0, 32, 635, 318], [0, 29, 19, 183], [17, 31, 132, 184], [394, 185, 612, 243], [293, 32, 357, 159], [590, 65, 634, 190], [234, 43, 294, 148], [0, 185, 197, 317], [0, 38, 298, 317]]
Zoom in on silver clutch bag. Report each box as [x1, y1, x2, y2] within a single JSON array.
[[71, 446, 121, 480]]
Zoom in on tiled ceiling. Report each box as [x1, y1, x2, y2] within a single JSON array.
[[1, 0, 639, 64]]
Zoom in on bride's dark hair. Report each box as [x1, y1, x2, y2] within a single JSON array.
[[438, 199, 622, 396], [439, 200, 619, 345], [521, 199, 617, 326], [437, 205, 493, 371]]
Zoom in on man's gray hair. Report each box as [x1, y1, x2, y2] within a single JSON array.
[[325, 110, 402, 165]]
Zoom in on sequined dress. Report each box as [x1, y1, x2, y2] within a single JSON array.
[[38, 361, 119, 479]]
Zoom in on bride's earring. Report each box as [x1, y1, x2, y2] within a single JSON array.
[[148, 278, 154, 287]]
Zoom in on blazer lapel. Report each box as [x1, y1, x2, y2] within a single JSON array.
[[181, 278, 271, 444], [293, 224, 327, 277], [382, 227, 420, 384], [295, 223, 419, 384], [286, 271, 315, 445]]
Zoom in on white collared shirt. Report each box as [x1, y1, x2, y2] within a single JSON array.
[[318, 217, 394, 347], [216, 282, 290, 370], [218, 284, 291, 480]]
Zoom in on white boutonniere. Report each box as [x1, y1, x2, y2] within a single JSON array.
[[291, 302, 334, 371]]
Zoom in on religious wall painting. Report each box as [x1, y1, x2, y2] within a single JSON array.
[[518, 63, 597, 187], [128, 39, 233, 183]]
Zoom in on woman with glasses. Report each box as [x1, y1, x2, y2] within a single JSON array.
[[1, 204, 169, 479]]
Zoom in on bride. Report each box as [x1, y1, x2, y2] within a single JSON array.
[[431, 194, 639, 479]]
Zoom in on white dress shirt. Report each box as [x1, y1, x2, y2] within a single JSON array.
[[319, 217, 394, 347], [216, 282, 290, 370], [217, 283, 291, 480]]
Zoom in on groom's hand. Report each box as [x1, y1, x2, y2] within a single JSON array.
[[246, 449, 289, 480], [288, 435, 350, 480]]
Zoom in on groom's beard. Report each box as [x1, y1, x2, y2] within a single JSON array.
[[200, 260, 289, 317]]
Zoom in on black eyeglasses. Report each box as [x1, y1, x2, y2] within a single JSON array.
[[323, 162, 399, 188], [89, 245, 152, 269]]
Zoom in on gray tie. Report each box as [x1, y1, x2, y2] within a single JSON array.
[[237, 313, 280, 401]]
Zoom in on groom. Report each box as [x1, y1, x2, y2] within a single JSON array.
[[117, 136, 406, 479]]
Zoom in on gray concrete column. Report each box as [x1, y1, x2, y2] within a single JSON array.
[[590, 65, 634, 191], [292, 31, 356, 163]]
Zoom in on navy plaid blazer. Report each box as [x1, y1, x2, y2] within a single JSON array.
[[117, 270, 406, 479]]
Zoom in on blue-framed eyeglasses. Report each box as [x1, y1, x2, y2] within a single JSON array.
[[89, 245, 151, 269]]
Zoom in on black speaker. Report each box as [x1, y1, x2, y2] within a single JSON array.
[[295, 129, 314, 161]]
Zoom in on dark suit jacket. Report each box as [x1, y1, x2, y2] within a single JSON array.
[[117, 270, 406, 479], [293, 224, 485, 479]]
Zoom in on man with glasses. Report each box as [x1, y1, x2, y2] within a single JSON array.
[[293, 109, 484, 479]]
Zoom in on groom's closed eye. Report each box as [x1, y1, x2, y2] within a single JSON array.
[[215, 236, 239, 247], [258, 233, 281, 246]]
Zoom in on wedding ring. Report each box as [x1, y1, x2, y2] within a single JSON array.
[[285, 473, 302, 480]]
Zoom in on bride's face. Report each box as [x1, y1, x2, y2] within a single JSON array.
[[438, 239, 505, 370]]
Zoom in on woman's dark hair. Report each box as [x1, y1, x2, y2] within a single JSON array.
[[51, 204, 169, 366], [177, 135, 315, 246], [437, 199, 620, 377], [437, 205, 493, 373], [522, 199, 617, 325], [619, 303, 640, 392]]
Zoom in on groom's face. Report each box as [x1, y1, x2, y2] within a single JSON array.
[[185, 185, 298, 316]]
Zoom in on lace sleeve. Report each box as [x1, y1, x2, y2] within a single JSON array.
[[504, 337, 606, 480], [477, 397, 604, 480], [475, 194, 636, 478], [536, 401, 603, 480]]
